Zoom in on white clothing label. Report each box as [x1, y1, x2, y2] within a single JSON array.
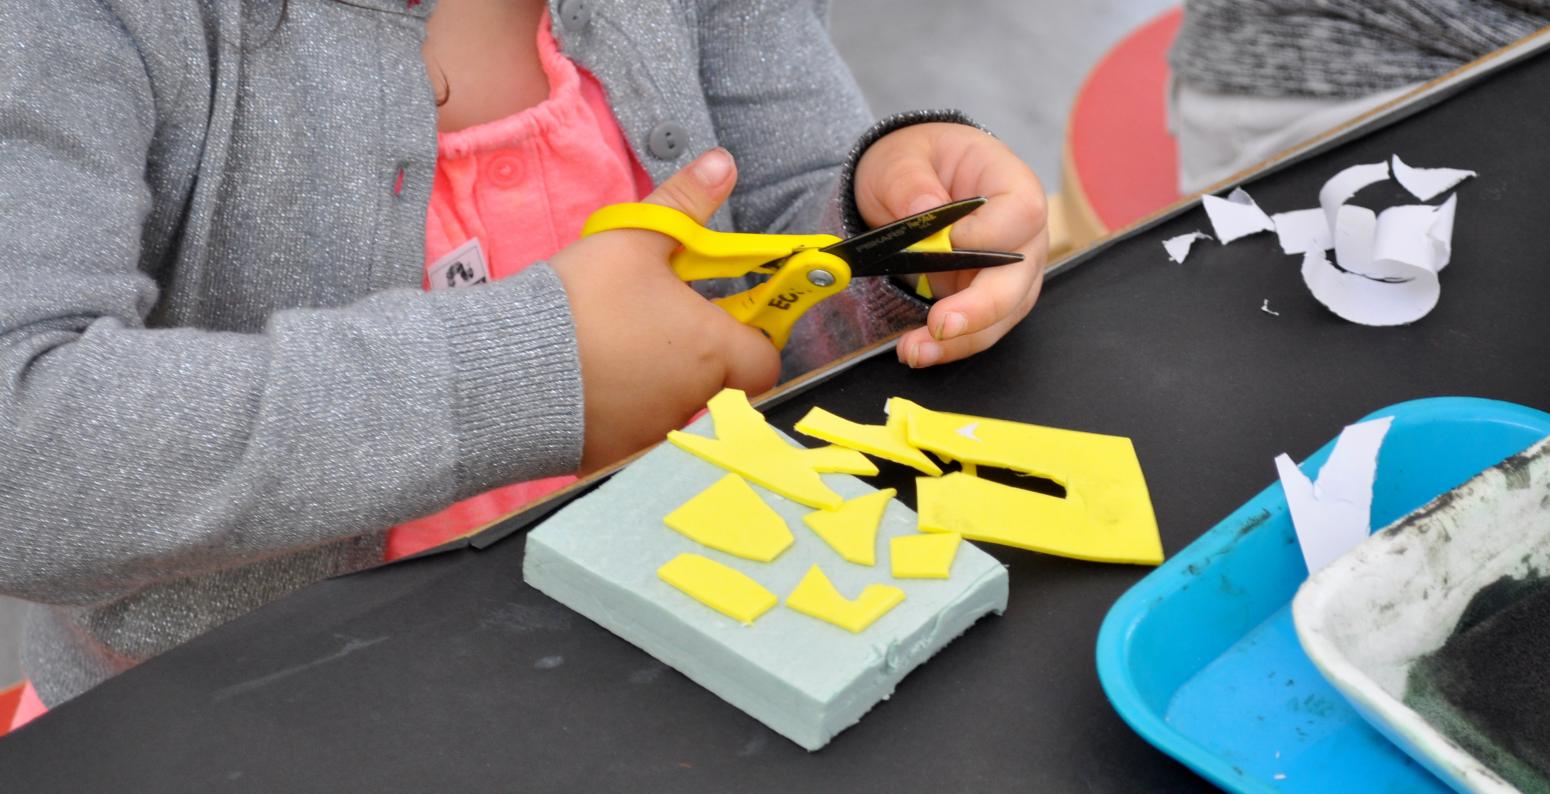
[[427, 237, 489, 291]]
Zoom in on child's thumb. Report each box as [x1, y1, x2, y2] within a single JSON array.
[[643, 147, 737, 226]]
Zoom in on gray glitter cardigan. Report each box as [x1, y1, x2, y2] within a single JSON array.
[[1172, 0, 1550, 98], [0, 0, 954, 704]]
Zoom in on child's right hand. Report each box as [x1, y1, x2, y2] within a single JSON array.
[[549, 148, 780, 473]]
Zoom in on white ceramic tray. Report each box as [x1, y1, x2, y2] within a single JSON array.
[[1293, 436, 1550, 793]]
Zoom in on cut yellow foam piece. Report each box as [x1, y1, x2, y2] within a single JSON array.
[[794, 404, 942, 476], [784, 565, 905, 633], [668, 389, 844, 510], [890, 532, 961, 579], [918, 473, 1160, 564], [801, 488, 896, 566], [798, 445, 879, 476], [657, 553, 778, 625], [663, 474, 794, 562], [906, 404, 1162, 565]]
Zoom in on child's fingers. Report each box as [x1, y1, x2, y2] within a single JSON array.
[[925, 230, 1046, 341], [644, 147, 737, 222], [854, 141, 952, 229], [948, 184, 1047, 256], [719, 317, 782, 397], [896, 294, 1030, 368], [625, 147, 739, 258]]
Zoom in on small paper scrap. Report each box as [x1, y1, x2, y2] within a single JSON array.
[[1163, 231, 1211, 263], [1270, 208, 1332, 255], [1393, 154, 1476, 202], [1275, 416, 1393, 575], [1261, 299, 1279, 316], [1202, 187, 1275, 243]]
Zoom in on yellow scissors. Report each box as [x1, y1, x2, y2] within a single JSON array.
[[580, 197, 1023, 349]]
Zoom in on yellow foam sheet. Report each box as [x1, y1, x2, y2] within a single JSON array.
[[664, 474, 794, 562], [657, 553, 778, 625], [801, 488, 895, 566], [907, 404, 1163, 565], [784, 565, 905, 633], [793, 403, 942, 476], [890, 532, 962, 579], [668, 389, 873, 510]]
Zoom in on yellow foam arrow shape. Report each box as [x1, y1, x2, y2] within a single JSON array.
[[784, 565, 904, 633], [664, 474, 794, 562], [907, 405, 1163, 565], [801, 488, 896, 566], [668, 389, 851, 509]]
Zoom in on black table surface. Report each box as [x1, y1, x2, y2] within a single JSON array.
[[5, 48, 1550, 794]]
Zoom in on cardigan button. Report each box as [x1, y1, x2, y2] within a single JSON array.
[[558, 0, 592, 31], [646, 122, 688, 160]]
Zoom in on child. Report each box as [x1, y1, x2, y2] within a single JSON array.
[[0, 0, 1046, 725]]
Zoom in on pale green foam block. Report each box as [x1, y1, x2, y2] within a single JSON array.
[[522, 417, 1009, 751]]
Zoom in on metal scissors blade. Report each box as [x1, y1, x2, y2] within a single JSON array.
[[820, 197, 987, 266], [859, 248, 1025, 278]]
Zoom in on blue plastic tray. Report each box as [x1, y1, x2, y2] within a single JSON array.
[[1096, 397, 1550, 793]]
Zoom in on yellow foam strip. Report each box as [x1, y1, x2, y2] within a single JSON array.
[[663, 474, 794, 562], [784, 565, 904, 633], [667, 389, 844, 510], [801, 488, 896, 566], [657, 553, 778, 625], [890, 532, 961, 579], [794, 406, 942, 476]]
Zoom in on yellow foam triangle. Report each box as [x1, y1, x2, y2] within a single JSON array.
[[794, 405, 943, 476], [801, 488, 896, 566], [663, 474, 794, 562], [784, 565, 904, 633], [667, 389, 844, 510], [905, 404, 1163, 565], [658, 553, 778, 625], [890, 532, 961, 579]]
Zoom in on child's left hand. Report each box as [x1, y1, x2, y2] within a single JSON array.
[[854, 123, 1048, 368]]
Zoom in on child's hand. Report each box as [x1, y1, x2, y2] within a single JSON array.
[[549, 149, 781, 472], [854, 123, 1049, 368]]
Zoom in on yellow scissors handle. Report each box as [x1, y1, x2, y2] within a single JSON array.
[[581, 203, 849, 349], [709, 248, 850, 349]]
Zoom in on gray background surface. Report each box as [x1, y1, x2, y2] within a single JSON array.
[[0, 0, 1175, 690]]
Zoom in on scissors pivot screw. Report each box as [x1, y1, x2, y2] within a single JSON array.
[[808, 269, 837, 288]]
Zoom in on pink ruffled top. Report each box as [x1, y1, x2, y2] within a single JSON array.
[[385, 10, 652, 562]]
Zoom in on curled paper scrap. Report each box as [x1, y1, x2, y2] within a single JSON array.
[[1275, 416, 1393, 575], [1318, 161, 1391, 232], [1304, 195, 1456, 325], [1202, 187, 1275, 243], [1162, 231, 1212, 263], [1392, 154, 1476, 202]]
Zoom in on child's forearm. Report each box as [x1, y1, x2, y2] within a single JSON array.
[[0, 265, 583, 605]]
